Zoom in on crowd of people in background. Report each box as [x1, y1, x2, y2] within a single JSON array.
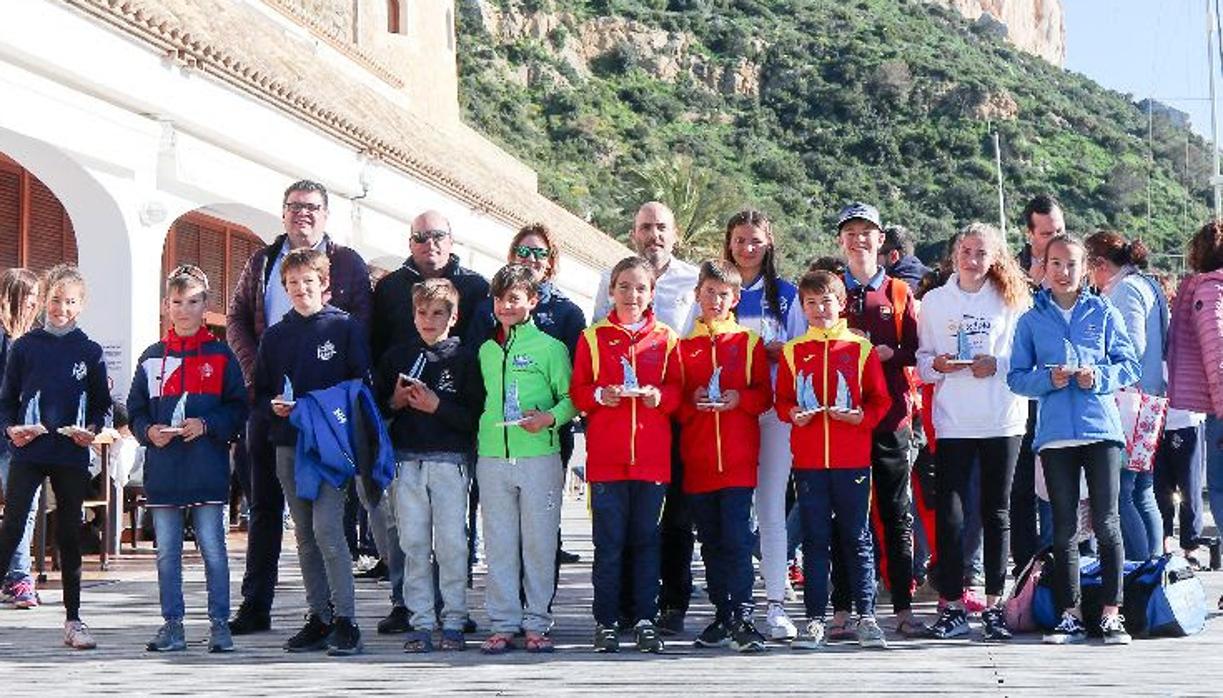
[[0, 180, 1219, 657]]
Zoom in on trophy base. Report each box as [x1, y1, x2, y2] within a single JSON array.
[[946, 359, 975, 366], [159, 427, 185, 435], [1044, 364, 1082, 370], [15, 424, 47, 436], [826, 407, 862, 416], [271, 399, 297, 408], [794, 408, 823, 420], [696, 401, 728, 410], [56, 425, 93, 439], [398, 373, 425, 387], [496, 419, 528, 427], [619, 387, 650, 398]]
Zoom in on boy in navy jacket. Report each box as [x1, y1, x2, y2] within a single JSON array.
[[253, 248, 370, 656], [128, 265, 248, 653], [0, 264, 110, 650], [374, 278, 484, 652]]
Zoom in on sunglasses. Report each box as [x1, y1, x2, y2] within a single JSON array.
[[411, 229, 450, 244], [284, 202, 325, 213], [513, 245, 551, 261]]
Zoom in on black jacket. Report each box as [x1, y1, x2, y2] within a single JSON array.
[[254, 305, 371, 447], [373, 336, 483, 458], [371, 255, 490, 364]]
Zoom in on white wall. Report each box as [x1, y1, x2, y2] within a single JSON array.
[[0, 0, 607, 396]]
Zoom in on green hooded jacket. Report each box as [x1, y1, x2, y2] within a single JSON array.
[[477, 319, 576, 458]]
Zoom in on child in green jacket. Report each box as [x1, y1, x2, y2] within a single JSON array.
[[476, 264, 576, 654]]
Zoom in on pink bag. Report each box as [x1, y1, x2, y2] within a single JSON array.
[[1115, 388, 1169, 473], [1004, 550, 1049, 632]]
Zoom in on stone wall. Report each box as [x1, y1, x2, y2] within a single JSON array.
[[929, 0, 1065, 65]]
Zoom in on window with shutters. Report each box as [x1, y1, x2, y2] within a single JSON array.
[[161, 211, 264, 336], [0, 154, 78, 276]]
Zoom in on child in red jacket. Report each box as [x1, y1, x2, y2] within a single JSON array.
[[571, 256, 681, 654], [678, 260, 772, 653], [777, 270, 891, 650]]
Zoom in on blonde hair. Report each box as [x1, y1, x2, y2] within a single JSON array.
[[0, 268, 40, 339], [953, 222, 1029, 309], [43, 263, 87, 302]]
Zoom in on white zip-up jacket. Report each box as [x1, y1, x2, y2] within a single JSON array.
[[917, 275, 1028, 439]]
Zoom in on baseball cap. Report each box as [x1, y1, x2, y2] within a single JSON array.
[[835, 202, 882, 232]]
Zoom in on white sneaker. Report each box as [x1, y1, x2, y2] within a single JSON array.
[[857, 616, 888, 648], [64, 620, 97, 650], [791, 618, 826, 650], [765, 602, 798, 640]]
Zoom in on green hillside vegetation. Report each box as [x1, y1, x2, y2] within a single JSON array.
[[457, 0, 1214, 275]]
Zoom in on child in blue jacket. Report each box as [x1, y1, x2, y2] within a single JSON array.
[[254, 248, 371, 656], [1007, 234, 1139, 647], [0, 264, 111, 650], [128, 265, 248, 653]]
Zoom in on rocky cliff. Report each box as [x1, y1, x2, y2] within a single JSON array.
[[929, 0, 1065, 65]]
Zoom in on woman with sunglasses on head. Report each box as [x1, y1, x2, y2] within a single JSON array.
[[721, 209, 807, 641]]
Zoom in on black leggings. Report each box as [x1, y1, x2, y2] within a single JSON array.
[[0, 461, 89, 619], [1041, 442, 1123, 613], [935, 436, 1021, 600]]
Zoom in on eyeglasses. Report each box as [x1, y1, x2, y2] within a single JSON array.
[[284, 202, 325, 213], [411, 229, 450, 244], [513, 245, 551, 261]]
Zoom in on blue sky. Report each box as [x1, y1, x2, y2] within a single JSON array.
[[1065, 1, 1215, 138]]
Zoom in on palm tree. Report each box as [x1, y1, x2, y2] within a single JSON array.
[[623, 154, 742, 261]]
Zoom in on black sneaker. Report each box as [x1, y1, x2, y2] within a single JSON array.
[[980, 607, 1012, 642], [634, 620, 665, 653], [228, 603, 271, 635], [1042, 613, 1087, 645], [729, 618, 767, 654], [377, 606, 413, 635], [1100, 614, 1132, 645], [558, 549, 581, 564], [284, 614, 332, 652], [929, 606, 970, 639], [693, 619, 731, 648], [355, 560, 388, 581], [594, 624, 619, 653], [327, 616, 363, 656], [655, 608, 685, 636]]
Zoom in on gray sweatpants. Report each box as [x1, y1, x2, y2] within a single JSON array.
[[393, 458, 470, 631], [477, 454, 563, 635], [275, 447, 356, 621]]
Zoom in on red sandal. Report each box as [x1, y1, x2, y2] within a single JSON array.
[[525, 632, 554, 654], [480, 633, 513, 655]]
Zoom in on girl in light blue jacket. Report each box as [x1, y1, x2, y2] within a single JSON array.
[[1007, 234, 1139, 647]]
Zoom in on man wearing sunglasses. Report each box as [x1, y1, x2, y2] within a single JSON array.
[[371, 210, 490, 364], [226, 179, 373, 635]]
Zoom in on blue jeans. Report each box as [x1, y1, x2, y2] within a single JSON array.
[[1119, 468, 1163, 560], [590, 480, 666, 627], [795, 468, 875, 620], [0, 452, 37, 582], [1204, 416, 1223, 535], [153, 504, 230, 621], [689, 487, 755, 622]]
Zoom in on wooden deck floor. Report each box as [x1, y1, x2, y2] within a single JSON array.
[[1, 492, 1220, 696]]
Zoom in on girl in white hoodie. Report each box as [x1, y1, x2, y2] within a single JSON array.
[[917, 222, 1030, 641]]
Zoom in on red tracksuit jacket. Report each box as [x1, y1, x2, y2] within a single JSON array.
[[571, 310, 681, 483], [776, 320, 890, 469], [677, 317, 772, 494]]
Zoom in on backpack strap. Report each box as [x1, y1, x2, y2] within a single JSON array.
[[888, 277, 910, 342]]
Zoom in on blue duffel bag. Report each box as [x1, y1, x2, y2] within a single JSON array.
[[1122, 554, 1207, 637]]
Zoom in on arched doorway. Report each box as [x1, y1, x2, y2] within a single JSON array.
[[0, 152, 78, 273], [160, 210, 266, 337]]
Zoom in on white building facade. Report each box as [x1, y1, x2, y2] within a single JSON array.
[[0, 0, 625, 397]]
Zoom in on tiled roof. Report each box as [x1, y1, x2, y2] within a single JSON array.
[[59, 0, 630, 269]]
